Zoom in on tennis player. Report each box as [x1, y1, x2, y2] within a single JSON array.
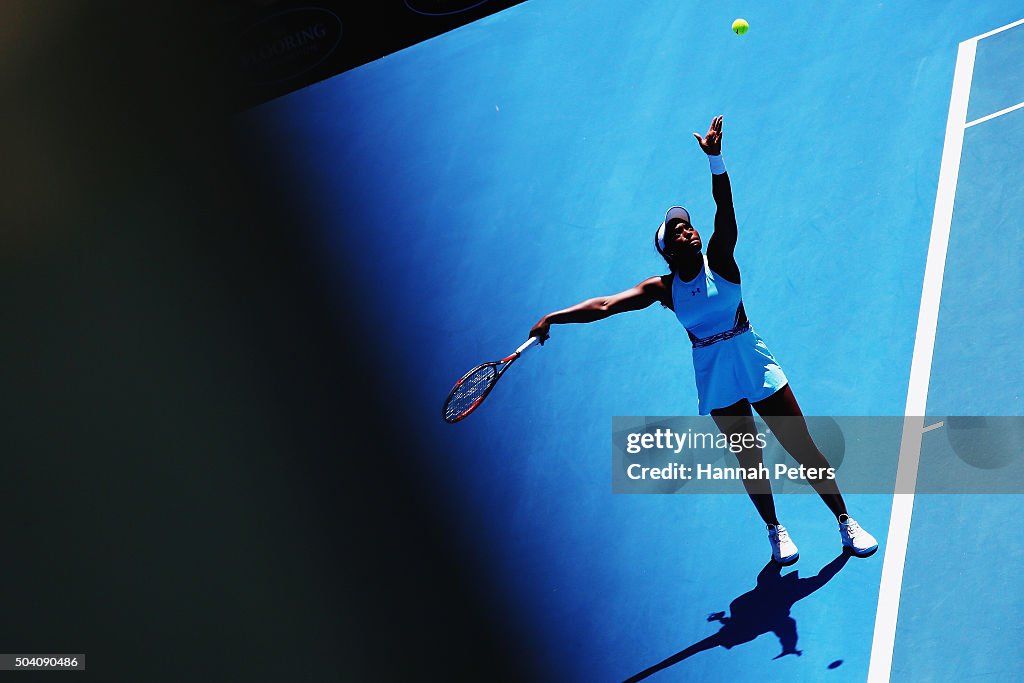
[[528, 116, 877, 564]]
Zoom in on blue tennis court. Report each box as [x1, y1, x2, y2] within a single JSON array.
[[251, 3, 1024, 680]]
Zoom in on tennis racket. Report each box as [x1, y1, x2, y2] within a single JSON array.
[[442, 337, 540, 423]]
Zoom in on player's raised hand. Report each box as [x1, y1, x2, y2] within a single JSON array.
[[693, 115, 723, 155]]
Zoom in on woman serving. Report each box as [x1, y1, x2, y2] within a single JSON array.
[[528, 116, 877, 564]]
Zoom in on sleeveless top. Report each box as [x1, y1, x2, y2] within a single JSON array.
[[669, 255, 788, 414], [671, 255, 749, 346]]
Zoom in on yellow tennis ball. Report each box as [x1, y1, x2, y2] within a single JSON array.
[[732, 18, 749, 35]]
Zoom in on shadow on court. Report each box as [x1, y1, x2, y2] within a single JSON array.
[[625, 553, 851, 682]]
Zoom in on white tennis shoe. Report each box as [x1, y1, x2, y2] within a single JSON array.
[[839, 515, 878, 556], [767, 524, 799, 565]]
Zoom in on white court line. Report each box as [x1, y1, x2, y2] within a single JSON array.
[[973, 16, 1024, 41], [966, 100, 1024, 127], [921, 421, 945, 433], [865, 38, 977, 683], [868, 15, 1024, 682]]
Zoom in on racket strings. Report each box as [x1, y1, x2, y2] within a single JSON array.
[[445, 365, 497, 421]]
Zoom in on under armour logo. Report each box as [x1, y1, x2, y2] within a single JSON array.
[[691, 287, 701, 296]]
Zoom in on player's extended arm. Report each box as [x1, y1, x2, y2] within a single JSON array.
[[694, 115, 739, 279], [529, 276, 670, 343], [711, 170, 737, 247]]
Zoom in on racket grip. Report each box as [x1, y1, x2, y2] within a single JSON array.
[[515, 336, 540, 355]]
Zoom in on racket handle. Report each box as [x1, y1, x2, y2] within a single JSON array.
[[515, 336, 540, 355]]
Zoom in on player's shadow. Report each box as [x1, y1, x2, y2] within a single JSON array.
[[625, 552, 851, 682]]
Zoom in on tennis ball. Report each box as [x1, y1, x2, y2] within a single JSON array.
[[732, 18, 749, 35]]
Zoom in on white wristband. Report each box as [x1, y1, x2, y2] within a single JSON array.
[[708, 154, 726, 175]]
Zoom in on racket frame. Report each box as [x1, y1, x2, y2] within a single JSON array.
[[442, 337, 539, 423]]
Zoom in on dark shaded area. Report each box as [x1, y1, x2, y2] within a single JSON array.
[[625, 554, 850, 682], [218, 0, 529, 108], [1, 3, 530, 680]]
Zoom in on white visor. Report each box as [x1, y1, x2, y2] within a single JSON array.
[[656, 206, 691, 254]]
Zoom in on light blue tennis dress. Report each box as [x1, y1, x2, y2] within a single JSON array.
[[672, 255, 788, 414]]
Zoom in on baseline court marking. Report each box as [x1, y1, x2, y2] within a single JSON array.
[[866, 17, 1024, 683], [966, 100, 1024, 127]]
